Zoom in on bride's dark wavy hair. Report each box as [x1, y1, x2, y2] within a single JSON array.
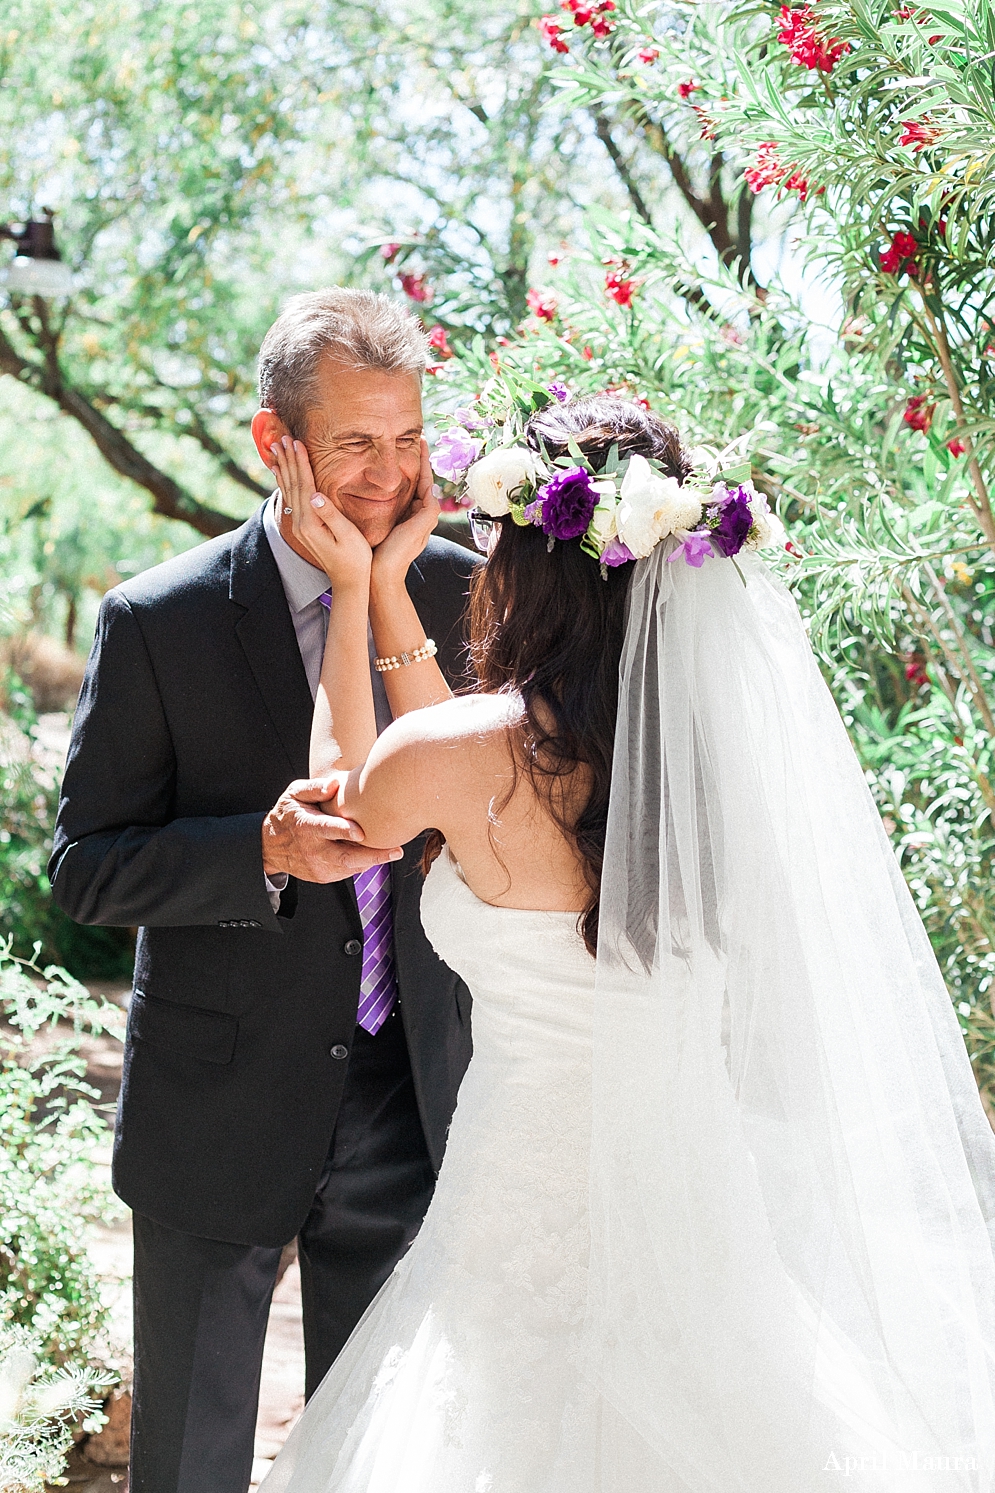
[[425, 394, 691, 957]]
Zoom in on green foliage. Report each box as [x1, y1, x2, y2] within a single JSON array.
[[0, 671, 132, 981], [0, 945, 123, 1487], [0, 1324, 109, 1493], [0, 944, 125, 1361]]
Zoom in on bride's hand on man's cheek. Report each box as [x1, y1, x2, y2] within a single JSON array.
[[268, 436, 372, 588]]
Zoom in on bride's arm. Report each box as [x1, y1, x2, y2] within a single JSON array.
[[368, 439, 453, 718], [329, 706, 456, 851], [269, 438, 377, 774]]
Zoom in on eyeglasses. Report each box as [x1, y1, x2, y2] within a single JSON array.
[[469, 509, 500, 554]]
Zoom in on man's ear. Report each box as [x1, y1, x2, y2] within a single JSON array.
[[251, 409, 291, 470]]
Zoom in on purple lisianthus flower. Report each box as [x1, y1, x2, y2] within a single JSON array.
[[536, 466, 599, 541], [709, 487, 754, 557], [668, 532, 714, 568], [600, 537, 636, 566], [547, 381, 569, 403], [431, 427, 484, 482]]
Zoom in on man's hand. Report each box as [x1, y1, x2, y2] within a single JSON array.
[[262, 779, 402, 884]]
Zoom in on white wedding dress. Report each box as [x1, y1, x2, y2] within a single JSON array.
[[262, 847, 627, 1493], [265, 548, 995, 1492]]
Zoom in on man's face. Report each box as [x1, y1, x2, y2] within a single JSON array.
[[300, 358, 424, 548]]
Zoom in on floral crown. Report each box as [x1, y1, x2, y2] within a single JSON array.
[[431, 380, 786, 576]]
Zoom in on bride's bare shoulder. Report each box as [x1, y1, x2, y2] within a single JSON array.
[[375, 692, 520, 757]]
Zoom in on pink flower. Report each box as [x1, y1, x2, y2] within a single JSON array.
[[427, 325, 454, 358], [677, 78, 699, 99], [547, 250, 563, 266], [900, 120, 943, 150], [776, 5, 850, 71], [903, 394, 935, 433], [526, 287, 558, 322], [581, 345, 594, 360], [539, 15, 570, 51], [947, 437, 966, 457], [638, 46, 660, 63], [380, 242, 401, 262], [605, 271, 635, 307], [398, 272, 431, 303]]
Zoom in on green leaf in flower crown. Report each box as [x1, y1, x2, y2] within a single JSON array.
[[604, 443, 621, 476], [720, 461, 753, 484], [566, 435, 594, 469]]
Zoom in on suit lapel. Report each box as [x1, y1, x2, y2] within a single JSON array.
[[230, 507, 313, 779]]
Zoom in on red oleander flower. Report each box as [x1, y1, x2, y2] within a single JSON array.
[[744, 142, 785, 193], [691, 105, 718, 140], [776, 5, 850, 71], [638, 46, 660, 63], [380, 242, 401, 262], [427, 325, 454, 358], [879, 230, 918, 275], [398, 272, 431, 303], [677, 78, 700, 99], [903, 394, 935, 433], [547, 250, 562, 266], [947, 437, 966, 457], [904, 652, 929, 688], [744, 143, 811, 200], [539, 15, 570, 50], [582, 345, 594, 360], [605, 271, 635, 306], [900, 120, 943, 150], [526, 288, 558, 322]]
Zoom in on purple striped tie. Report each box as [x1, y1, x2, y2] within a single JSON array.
[[354, 864, 398, 1035]]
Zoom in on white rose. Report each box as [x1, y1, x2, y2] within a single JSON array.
[[744, 489, 787, 550], [465, 446, 538, 516], [617, 454, 703, 559], [587, 499, 619, 546]]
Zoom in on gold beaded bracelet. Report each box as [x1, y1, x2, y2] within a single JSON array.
[[374, 638, 438, 673]]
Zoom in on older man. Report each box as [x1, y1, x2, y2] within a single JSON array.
[[50, 291, 478, 1493]]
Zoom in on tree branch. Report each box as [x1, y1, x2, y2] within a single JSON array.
[[591, 111, 654, 226], [0, 317, 240, 539]]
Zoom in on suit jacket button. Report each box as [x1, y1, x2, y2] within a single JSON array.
[[330, 1044, 349, 1060], [343, 939, 362, 956]]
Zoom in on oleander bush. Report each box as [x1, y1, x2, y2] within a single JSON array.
[[422, 0, 995, 1101]]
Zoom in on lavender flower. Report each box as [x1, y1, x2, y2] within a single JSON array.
[[547, 381, 569, 403], [668, 532, 715, 568], [535, 466, 599, 541], [431, 427, 484, 483], [600, 537, 636, 567]]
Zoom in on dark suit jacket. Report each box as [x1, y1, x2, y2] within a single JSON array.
[[50, 505, 479, 1246]]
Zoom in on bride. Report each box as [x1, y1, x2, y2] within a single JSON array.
[[262, 393, 995, 1492]]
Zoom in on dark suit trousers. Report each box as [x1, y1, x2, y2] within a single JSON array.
[[129, 1008, 435, 1493]]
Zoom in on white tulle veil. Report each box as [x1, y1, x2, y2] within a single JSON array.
[[584, 543, 995, 1492]]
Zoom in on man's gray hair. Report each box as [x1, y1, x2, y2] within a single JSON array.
[[258, 288, 429, 437]]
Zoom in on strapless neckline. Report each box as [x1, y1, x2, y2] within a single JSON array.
[[441, 847, 584, 920]]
